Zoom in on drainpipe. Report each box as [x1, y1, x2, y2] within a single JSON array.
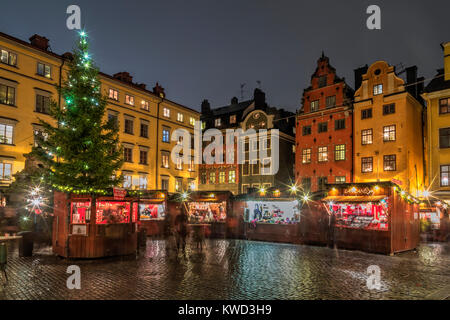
[[155, 99, 162, 189]]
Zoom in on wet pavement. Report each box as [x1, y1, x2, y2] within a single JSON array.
[[0, 239, 449, 300]]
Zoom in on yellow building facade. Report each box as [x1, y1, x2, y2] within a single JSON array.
[[353, 61, 425, 196], [422, 42, 450, 203], [0, 32, 199, 193]]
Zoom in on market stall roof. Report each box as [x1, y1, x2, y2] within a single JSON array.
[[322, 195, 387, 203]]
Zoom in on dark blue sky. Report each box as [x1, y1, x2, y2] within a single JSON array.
[[1, 0, 448, 111]]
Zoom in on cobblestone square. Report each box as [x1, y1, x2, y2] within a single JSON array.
[[0, 239, 449, 300]]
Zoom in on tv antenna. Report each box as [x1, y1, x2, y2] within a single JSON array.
[[256, 80, 262, 89], [240, 83, 246, 100]]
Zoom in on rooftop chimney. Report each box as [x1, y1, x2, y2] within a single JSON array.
[[201, 99, 211, 114], [443, 42, 450, 82], [406, 65, 418, 98], [137, 83, 147, 90], [354, 65, 368, 92], [253, 88, 266, 107], [153, 82, 165, 98], [113, 72, 133, 83], [231, 97, 238, 105], [29, 34, 49, 51]]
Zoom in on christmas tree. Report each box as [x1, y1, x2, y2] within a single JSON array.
[[32, 31, 123, 193]]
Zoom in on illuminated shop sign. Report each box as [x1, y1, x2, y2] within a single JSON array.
[[245, 200, 300, 224], [139, 203, 166, 220], [188, 201, 227, 223]]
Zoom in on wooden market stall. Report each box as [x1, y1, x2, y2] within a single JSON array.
[[233, 188, 301, 244], [136, 191, 168, 237], [52, 190, 138, 258], [303, 182, 421, 255], [170, 191, 233, 238]]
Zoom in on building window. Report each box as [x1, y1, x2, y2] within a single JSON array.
[[1, 49, 17, 66], [125, 95, 134, 106], [162, 128, 170, 142], [439, 98, 450, 115], [109, 89, 119, 101], [162, 152, 169, 168], [383, 125, 396, 142], [302, 149, 311, 164], [318, 146, 328, 162], [242, 184, 250, 194], [310, 100, 319, 112], [373, 84, 383, 95], [302, 125, 312, 136], [123, 174, 132, 188], [124, 147, 133, 163], [228, 170, 236, 183], [209, 172, 216, 184], [439, 127, 450, 149], [37, 62, 51, 78], [0, 162, 12, 180], [0, 123, 13, 144], [242, 161, 250, 176], [261, 158, 272, 175], [36, 94, 50, 114], [335, 176, 346, 184], [140, 122, 149, 138], [219, 171, 226, 184], [200, 172, 207, 184], [318, 76, 327, 88], [0, 84, 15, 106], [383, 154, 396, 171], [302, 178, 311, 191], [139, 150, 148, 165], [175, 178, 183, 191], [326, 95, 336, 108], [335, 144, 345, 161], [230, 115, 236, 124], [251, 160, 260, 175], [188, 157, 195, 171], [176, 158, 183, 170], [361, 157, 373, 173], [361, 108, 372, 119], [441, 165, 449, 186], [161, 178, 169, 191], [138, 175, 148, 190], [163, 107, 170, 118], [124, 119, 134, 134], [383, 103, 395, 115], [361, 129, 373, 145], [108, 113, 119, 128], [189, 117, 196, 126], [177, 112, 184, 122], [215, 118, 221, 126], [33, 127, 48, 147], [318, 177, 327, 190], [335, 119, 345, 130], [141, 100, 149, 111], [318, 122, 328, 133]]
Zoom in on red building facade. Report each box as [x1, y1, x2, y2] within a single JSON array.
[[295, 53, 354, 192]]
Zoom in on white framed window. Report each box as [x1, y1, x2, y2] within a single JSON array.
[[0, 83, 16, 106], [139, 175, 148, 190], [163, 107, 170, 118], [373, 84, 383, 95], [177, 112, 184, 122], [219, 171, 226, 183], [37, 62, 51, 78], [162, 127, 170, 142], [109, 88, 119, 101], [141, 100, 149, 110], [0, 162, 12, 181], [189, 117, 196, 126], [310, 100, 319, 112], [228, 170, 236, 183], [188, 157, 195, 172], [162, 152, 170, 168], [123, 174, 132, 188], [0, 123, 14, 145], [318, 146, 328, 162], [188, 179, 196, 191], [1, 49, 17, 66], [125, 94, 134, 106]]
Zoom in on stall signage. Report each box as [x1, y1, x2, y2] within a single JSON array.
[[391, 179, 403, 185], [113, 187, 127, 200]]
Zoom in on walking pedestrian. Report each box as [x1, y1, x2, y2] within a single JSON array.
[[174, 206, 188, 254]]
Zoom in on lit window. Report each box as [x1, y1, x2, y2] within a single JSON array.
[[0, 162, 12, 180], [162, 153, 169, 168], [383, 155, 396, 171], [125, 95, 134, 106], [302, 149, 311, 164], [209, 172, 216, 184], [175, 178, 183, 191], [441, 165, 449, 186], [335, 176, 346, 184], [373, 84, 383, 95], [318, 146, 328, 162], [335, 144, 345, 161], [219, 171, 226, 183], [383, 125, 396, 142], [109, 89, 119, 101], [230, 115, 236, 124], [139, 175, 148, 190], [215, 118, 221, 126], [1, 49, 17, 66], [361, 129, 373, 145], [37, 62, 51, 78], [0, 123, 13, 144], [0, 84, 16, 106], [163, 107, 170, 118], [162, 128, 170, 142], [177, 112, 184, 122], [123, 174, 132, 188], [361, 157, 373, 173], [188, 158, 195, 171], [189, 117, 196, 126], [141, 100, 149, 111], [228, 170, 236, 183], [176, 158, 182, 170], [439, 98, 450, 115], [310, 100, 319, 112]]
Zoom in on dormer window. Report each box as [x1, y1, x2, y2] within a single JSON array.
[[230, 115, 236, 124], [109, 89, 119, 101], [215, 118, 221, 126], [373, 84, 383, 96], [318, 75, 327, 88], [125, 94, 134, 106]]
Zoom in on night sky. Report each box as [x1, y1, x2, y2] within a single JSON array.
[[1, 0, 448, 112]]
